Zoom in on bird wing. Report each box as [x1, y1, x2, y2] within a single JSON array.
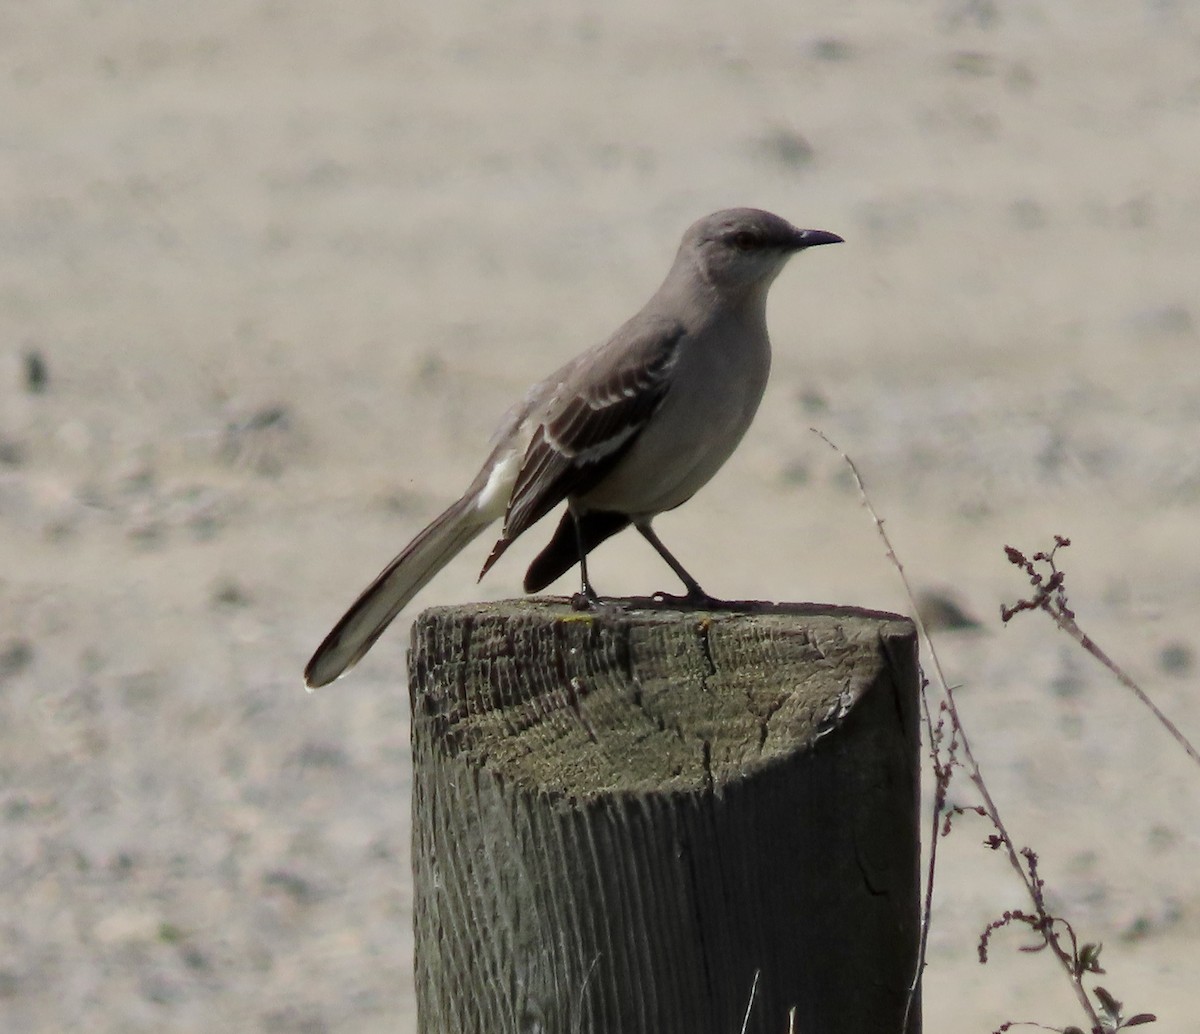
[[478, 316, 686, 577], [522, 509, 631, 592]]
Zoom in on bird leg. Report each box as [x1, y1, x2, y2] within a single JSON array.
[[634, 520, 719, 606], [570, 506, 602, 610]]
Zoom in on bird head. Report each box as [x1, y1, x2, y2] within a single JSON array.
[[681, 208, 842, 297]]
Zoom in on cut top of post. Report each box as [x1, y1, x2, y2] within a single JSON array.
[[409, 599, 915, 801]]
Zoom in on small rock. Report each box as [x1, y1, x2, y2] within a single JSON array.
[[948, 50, 996, 77], [0, 639, 34, 677], [211, 578, 251, 608], [139, 971, 181, 1005], [23, 350, 48, 393], [810, 36, 854, 62], [779, 459, 810, 487], [0, 438, 25, 466], [1010, 197, 1047, 230], [1051, 653, 1085, 699], [219, 403, 295, 476], [1158, 640, 1193, 676], [0, 968, 21, 999], [262, 868, 320, 905], [795, 386, 829, 415], [1126, 303, 1193, 340], [917, 589, 983, 631], [157, 922, 185, 944], [757, 127, 815, 170], [292, 741, 349, 769], [1146, 824, 1178, 852]]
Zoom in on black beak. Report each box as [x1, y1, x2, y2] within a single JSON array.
[[793, 228, 844, 249]]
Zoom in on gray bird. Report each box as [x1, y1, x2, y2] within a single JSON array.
[[304, 208, 841, 687]]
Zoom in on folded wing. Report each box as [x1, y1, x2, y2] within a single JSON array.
[[479, 316, 686, 577]]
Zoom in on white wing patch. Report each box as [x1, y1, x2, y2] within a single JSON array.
[[545, 421, 640, 464], [476, 447, 523, 521]]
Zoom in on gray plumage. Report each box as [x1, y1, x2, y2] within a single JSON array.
[[304, 208, 841, 687]]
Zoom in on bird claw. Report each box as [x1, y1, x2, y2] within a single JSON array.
[[651, 588, 722, 609]]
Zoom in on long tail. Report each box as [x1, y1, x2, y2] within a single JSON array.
[[304, 495, 489, 688]]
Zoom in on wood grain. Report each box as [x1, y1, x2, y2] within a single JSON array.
[[410, 599, 920, 1034]]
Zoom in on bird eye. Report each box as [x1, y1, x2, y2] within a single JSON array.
[[730, 231, 758, 250]]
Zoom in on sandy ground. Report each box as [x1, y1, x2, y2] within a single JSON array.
[[2, 2, 1199, 1031]]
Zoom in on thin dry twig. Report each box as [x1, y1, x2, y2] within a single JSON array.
[[740, 969, 761, 1034], [1002, 537, 1200, 769], [812, 430, 1109, 1033]]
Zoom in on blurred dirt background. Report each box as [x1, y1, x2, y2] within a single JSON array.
[[2, 2, 1199, 1031]]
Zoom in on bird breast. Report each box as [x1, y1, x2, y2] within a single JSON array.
[[577, 318, 772, 516]]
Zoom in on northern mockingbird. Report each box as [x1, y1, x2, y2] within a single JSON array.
[[305, 208, 841, 687]]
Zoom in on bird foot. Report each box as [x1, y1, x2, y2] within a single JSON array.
[[570, 592, 633, 618], [570, 578, 607, 611], [651, 588, 724, 609]]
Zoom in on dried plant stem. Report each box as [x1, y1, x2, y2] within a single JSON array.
[[812, 431, 1104, 1034], [1001, 540, 1199, 769], [740, 970, 760, 1034], [1060, 611, 1200, 765]]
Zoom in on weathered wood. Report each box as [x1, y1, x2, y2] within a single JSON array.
[[410, 599, 920, 1034]]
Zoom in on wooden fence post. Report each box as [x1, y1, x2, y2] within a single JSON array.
[[410, 599, 920, 1034]]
